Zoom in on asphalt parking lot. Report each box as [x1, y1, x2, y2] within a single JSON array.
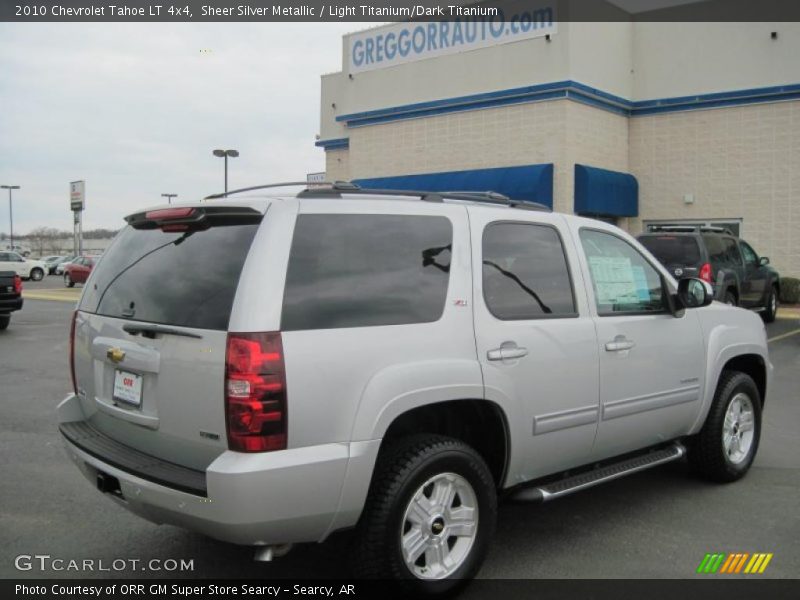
[[2, 277, 799, 582]]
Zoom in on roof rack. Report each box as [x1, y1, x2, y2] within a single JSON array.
[[648, 225, 734, 235], [205, 180, 551, 212], [298, 181, 552, 212], [204, 181, 310, 200]]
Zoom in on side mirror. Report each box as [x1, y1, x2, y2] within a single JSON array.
[[677, 278, 714, 310], [759, 256, 770, 266]]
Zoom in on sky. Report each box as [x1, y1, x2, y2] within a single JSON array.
[[0, 22, 360, 233]]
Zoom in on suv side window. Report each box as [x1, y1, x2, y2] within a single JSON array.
[[722, 237, 742, 267], [282, 214, 453, 331], [580, 229, 664, 315], [740, 241, 758, 267], [482, 222, 576, 319]]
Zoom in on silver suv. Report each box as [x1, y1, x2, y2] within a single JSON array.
[[59, 183, 770, 594]]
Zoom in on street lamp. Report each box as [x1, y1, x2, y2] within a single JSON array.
[[161, 193, 177, 205], [212, 149, 239, 195], [0, 185, 20, 250]]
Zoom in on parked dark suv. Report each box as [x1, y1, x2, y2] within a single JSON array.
[[638, 226, 780, 322]]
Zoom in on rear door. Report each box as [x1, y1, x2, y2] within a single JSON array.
[[73, 204, 266, 470], [738, 240, 768, 306], [471, 210, 600, 481]]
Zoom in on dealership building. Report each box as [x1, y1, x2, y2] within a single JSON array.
[[317, 16, 800, 276]]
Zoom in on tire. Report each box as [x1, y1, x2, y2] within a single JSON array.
[[689, 371, 761, 483], [0, 315, 9, 330], [762, 285, 778, 323], [723, 289, 738, 306], [64, 274, 74, 288], [351, 435, 496, 596], [30, 268, 44, 282]]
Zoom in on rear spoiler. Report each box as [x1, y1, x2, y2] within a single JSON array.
[[126, 206, 262, 231]]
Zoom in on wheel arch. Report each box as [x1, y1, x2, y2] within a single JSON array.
[[722, 354, 767, 408], [380, 399, 510, 489]]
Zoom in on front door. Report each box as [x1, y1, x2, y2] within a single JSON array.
[[471, 211, 600, 484], [574, 226, 706, 458]]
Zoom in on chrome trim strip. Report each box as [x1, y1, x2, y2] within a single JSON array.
[[602, 385, 700, 421], [533, 405, 599, 435]]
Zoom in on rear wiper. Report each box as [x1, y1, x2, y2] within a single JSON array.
[[122, 323, 203, 339]]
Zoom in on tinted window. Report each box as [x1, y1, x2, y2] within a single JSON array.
[[0, 253, 9, 261], [740, 241, 758, 266], [282, 214, 452, 331], [703, 235, 740, 266], [638, 235, 701, 265], [580, 229, 664, 315], [79, 222, 260, 330], [482, 223, 575, 319]]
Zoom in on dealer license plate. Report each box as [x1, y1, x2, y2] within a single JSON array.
[[113, 370, 143, 406]]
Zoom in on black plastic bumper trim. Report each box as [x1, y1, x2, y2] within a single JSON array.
[[59, 421, 208, 497]]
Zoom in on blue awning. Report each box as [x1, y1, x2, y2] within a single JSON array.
[[353, 164, 554, 208], [574, 164, 638, 217]]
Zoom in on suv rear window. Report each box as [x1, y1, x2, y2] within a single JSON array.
[[281, 214, 452, 331], [79, 221, 260, 330], [639, 235, 701, 265]]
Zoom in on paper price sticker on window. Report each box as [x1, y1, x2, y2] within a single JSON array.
[[588, 256, 641, 305]]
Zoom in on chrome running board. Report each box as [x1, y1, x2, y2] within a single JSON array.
[[511, 442, 686, 502]]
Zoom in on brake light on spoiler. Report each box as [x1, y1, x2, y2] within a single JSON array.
[[225, 332, 288, 452], [126, 205, 263, 231]]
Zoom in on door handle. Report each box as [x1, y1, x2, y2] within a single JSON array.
[[487, 341, 529, 361], [605, 336, 636, 352]]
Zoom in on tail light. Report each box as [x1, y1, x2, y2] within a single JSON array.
[[699, 262, 714, 283], [69, 310, 78, 395], [225, 332, 288, 452], [13, 275, 22, 294]]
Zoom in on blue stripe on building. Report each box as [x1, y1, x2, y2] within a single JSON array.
[[325, 81, 800, 130]]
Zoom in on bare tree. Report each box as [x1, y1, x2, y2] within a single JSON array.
[[26, 227, 63, 255]]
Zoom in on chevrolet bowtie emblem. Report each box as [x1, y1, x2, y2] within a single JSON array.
[[107, 347, 126, 363]]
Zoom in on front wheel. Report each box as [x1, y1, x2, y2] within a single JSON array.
[[762, 285, 778, 323], [351, 435, 496, 596], [64, 274, 75, 288], [689, 371, 761, 483]]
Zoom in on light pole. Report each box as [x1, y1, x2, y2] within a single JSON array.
[[161, 193, 177, 205], [212, 149, 239, 195], [0, 185, 20, 250]]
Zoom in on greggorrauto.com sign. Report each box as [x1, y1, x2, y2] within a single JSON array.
[[348, 6, 556, 74]]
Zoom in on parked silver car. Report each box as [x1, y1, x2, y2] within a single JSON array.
[[58, 183, 770, 595]]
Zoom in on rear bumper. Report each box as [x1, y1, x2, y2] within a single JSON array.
[[57, 394, 380, 546], [0, 296, 23, 313]]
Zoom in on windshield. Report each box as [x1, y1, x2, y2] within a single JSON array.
[[79, 221, 259, 330]]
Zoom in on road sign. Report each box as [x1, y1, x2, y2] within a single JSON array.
[[70, 180, 85, 211]]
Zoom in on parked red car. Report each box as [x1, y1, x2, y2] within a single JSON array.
[[64, 256, 97, 287]]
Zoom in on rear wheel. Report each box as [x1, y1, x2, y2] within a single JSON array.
[[723, 289, 738, 306], [0, 315, 9, 330], [64, 274, 74, 288], [351, 435, 496, 596], [30, 268, 44, 282], [762, 285, 778, 323], [689, 371, 761, 483]]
